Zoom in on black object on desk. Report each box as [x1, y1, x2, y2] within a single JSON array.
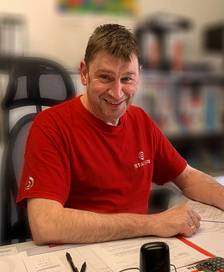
[[66, 252, 87, 272], [195, 256, 224, 271], [66, 252, 79, 272], [80, 262, 87, 272], [140, 242, 170, 272]]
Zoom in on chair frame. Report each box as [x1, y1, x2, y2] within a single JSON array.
[[1, 113, 36, 245]]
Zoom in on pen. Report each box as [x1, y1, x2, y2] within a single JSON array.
[[80, 261, 87, 272], [66, 252, 79, 272]]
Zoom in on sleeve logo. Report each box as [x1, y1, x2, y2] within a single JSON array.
[[24, 176, 34, 191]]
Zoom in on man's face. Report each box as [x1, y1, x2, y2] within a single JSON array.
[[80, 51, 140, 125]]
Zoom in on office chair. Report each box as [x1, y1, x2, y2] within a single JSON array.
[[0, 56, 76, 245], [149, 186, 175, 213], [1, 56, 75, 135]]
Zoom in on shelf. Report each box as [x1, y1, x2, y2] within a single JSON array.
[[167, 130, 224, 141], [134, 71, 224, 175]]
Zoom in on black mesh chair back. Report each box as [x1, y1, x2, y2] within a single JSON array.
[[1, 56, 75, 135], [1, 113, 35, 244], [0, 56, 76, 245], [3, 56, 75, 108]]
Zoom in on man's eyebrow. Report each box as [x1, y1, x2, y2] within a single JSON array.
[[123, 72, 137, 76], [96, 69, 137, 76], [96, 69, 113, 74]]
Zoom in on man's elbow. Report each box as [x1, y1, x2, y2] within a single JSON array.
[[27, 198, 66, 245], [29, 219, 53, 245], [29, 214, 63, 245]]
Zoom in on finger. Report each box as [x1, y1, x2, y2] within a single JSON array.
[[184, 224, 198, 237], [190, 209, 201, 220], [189, 216, 200, 229], [190, 224, 199, 235], [186, 219, 199, 235], [180, 226, 195, 237], [186, 206, 201, 222], [189, 210, 201, 228]]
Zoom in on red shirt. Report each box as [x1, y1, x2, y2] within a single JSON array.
[[17, 96, 187, 214]]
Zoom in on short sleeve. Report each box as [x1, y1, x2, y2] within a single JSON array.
[[152, 123, 187, 185], [16, 111, 71, 206]]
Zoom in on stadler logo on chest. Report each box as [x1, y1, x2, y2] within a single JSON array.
[[134, 151, 150, 169]]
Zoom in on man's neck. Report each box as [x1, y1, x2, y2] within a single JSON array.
[[106, 119, 119, 126], [80, 94, 120, 126]]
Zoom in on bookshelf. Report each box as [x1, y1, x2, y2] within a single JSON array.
[[134, 71, 224, 175]]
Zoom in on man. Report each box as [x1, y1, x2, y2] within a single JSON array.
[[17, 24, 224, 245]]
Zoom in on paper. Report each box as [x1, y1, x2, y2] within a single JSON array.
[[187, 199, 224, 223], [90, 236, 207, 271], [54, 247, 113, 272], [22, 246, 112, 272], [186, 221, 224, 258], [0, 246, 18, 256], [73, 246, 112, 272], [0, 253, 27, 272], [25, 243, 76, 256], [22, 251, 68, 272]]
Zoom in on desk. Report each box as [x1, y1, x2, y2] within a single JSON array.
[[0, 180, 223, 272], [0, 236, 211, 272]]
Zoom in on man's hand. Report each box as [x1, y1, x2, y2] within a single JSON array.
[[150, 203, 201, 237]]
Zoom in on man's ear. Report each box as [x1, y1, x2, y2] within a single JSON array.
[[80, 61, 88, 86]]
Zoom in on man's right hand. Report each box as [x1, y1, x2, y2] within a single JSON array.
[[150, 203, 201, 237]]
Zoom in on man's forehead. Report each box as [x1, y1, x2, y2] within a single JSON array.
[[88, 51, 139, 72]]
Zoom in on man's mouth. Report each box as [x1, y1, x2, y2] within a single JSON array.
[[104, 98, 126, 106]]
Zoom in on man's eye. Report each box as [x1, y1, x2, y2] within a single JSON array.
[[99, 74, 111, 81], [122, 77, 134, 83]]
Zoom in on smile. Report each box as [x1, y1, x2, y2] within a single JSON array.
[[104, 99, 126, 106]]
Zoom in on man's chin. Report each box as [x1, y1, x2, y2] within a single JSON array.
[[104, 111, 126, 125]]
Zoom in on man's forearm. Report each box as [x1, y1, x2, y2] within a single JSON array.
[[28, 198, 153, 244], [174, 166, 224, 210], [188, 171, 224, 210], [49, 208, 152, 244]]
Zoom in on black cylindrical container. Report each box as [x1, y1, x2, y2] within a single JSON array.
[[140, 242, 170, 272]]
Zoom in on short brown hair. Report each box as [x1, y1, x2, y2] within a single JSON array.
[[84, 24, 139, 66]]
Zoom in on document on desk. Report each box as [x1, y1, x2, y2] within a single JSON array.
[[187, 199, 224, 223], [90, 236, 207, 271], [20, 237, 207, 272], [0, 246, 18, 256], [22, 250, 68, 272], [65, 247, 112, 272], [0, 253, 27, 272], [186, 221, 224, 258]]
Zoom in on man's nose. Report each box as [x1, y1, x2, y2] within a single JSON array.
[[108, 80, 123, 99]]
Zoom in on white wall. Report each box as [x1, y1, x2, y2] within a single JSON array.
[[0, 0, 224, 69]]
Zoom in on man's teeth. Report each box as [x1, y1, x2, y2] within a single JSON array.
[[105, 99, 123, 105]]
